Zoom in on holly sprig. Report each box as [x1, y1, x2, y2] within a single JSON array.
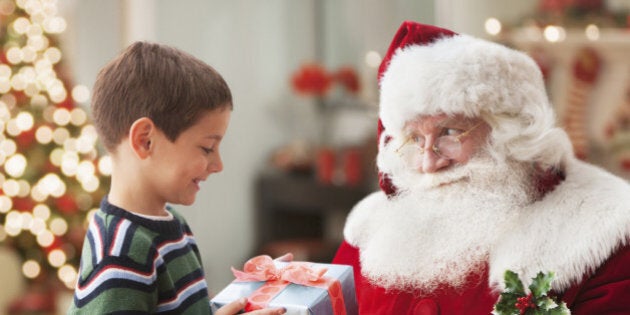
[[493, 270, 570, 315]]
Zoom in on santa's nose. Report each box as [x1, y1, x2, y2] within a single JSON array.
[[419, 143, 450, 173]]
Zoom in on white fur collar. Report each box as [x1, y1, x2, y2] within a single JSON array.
[[344, 157, 630, 292], [489, 158, 630, 291]]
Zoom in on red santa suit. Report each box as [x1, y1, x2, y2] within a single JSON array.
[[333, 22, 630, 314]]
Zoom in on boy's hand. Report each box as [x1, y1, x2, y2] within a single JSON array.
[[214, 298, 286, 315]]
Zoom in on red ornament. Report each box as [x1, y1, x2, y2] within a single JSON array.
[[56, 95, 75, 109], [12, 197, 35, 211], [334, 66, 361, 94], [316, 147, 336, 185], [13, 90, 29, 106], [538, 0, 572, 12], [343, 147, 362, 186], [573, 0, 604, 11], [43, 236, 63, 252], [16, 127, 36, 148], [55, 194, 78, 215], [290, 63, 332, 96]]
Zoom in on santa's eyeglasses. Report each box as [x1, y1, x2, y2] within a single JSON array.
[[395, 122, 482, 166]]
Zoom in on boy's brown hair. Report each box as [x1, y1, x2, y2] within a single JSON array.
[[91, 41, 232, 152]]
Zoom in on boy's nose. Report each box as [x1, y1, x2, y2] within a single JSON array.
[[208, 156, 223, 173]]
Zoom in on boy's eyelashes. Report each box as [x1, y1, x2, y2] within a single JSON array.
[[200, 146, 214, 154]]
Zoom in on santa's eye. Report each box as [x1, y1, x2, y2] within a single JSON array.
[[411, 135, 425, 146], [441, 127, 465, 137]]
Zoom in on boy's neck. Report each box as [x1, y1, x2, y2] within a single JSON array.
[[108, 171, 170, 217], [108, 184, 170, 217], [107, 145, 170, 217]]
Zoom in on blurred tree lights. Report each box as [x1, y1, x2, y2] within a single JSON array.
[[0, 0, 110, 290]]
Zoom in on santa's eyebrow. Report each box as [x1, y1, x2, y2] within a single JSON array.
[[438, 119, 478, 129]]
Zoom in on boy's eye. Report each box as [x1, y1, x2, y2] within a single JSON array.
[[200, 147, 213, 154]]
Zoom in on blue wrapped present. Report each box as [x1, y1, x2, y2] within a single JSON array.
[[210, 255, 357, 315]]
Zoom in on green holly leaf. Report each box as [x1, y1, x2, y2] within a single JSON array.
[[530, 271, 554, 298], [546, 303, 570, 315], [537, 296, 558, 310], [493, 270, 526, 315], [504, 270, 526, 295], [493, 293, 520, 315]]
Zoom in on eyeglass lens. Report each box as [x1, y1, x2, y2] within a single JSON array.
[[401, 135, 462, 158], [396, 135, 465, 169]]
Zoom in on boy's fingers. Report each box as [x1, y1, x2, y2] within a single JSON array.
[[246, 307, 287, 315], [215, 298, 247, 315], [216, 298, 286, 315]]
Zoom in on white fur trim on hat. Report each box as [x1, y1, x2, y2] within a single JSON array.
[[379, 34, 550, 133]]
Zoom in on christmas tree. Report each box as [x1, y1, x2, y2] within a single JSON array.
[[0, 0, 110, 292]]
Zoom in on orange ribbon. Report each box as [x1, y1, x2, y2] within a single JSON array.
[[231, 255, 347, 314]]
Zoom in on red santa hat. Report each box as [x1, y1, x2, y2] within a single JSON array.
[[376, 21, 555, 195]]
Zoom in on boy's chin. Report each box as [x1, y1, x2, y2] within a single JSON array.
[[180, 198, 196, 206], [173, 194, 197, 206]]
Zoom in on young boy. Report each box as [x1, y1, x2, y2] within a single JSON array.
[[68, 42, 285, 315]]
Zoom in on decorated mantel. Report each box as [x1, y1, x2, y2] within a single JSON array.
[[507, 27, 630, 178], [480, 0, 630, 179]]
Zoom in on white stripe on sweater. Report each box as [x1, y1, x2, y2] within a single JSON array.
[[88, 218, 104, 263], [76, 232, 197, 300], [157, 277, 207, 312], [109, 219, 131, 256]]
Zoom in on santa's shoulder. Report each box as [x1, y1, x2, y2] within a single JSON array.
[[490, 157, 630, 291]]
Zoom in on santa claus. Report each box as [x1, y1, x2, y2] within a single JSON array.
[[332, 21, 630, 314]]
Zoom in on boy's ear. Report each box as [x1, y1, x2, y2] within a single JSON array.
[[128, 117, 156, 159]]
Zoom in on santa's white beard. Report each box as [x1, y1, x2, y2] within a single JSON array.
[[361, 154, 536, 293]]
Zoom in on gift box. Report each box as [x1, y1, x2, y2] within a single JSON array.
[[210, 255, 357, 315]]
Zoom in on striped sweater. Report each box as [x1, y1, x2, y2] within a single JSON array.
[[68, 197, 211, 314]]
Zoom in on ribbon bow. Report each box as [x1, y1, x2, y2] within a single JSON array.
[[230, 255, 347, 315], [231, 255, 328, 285]]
